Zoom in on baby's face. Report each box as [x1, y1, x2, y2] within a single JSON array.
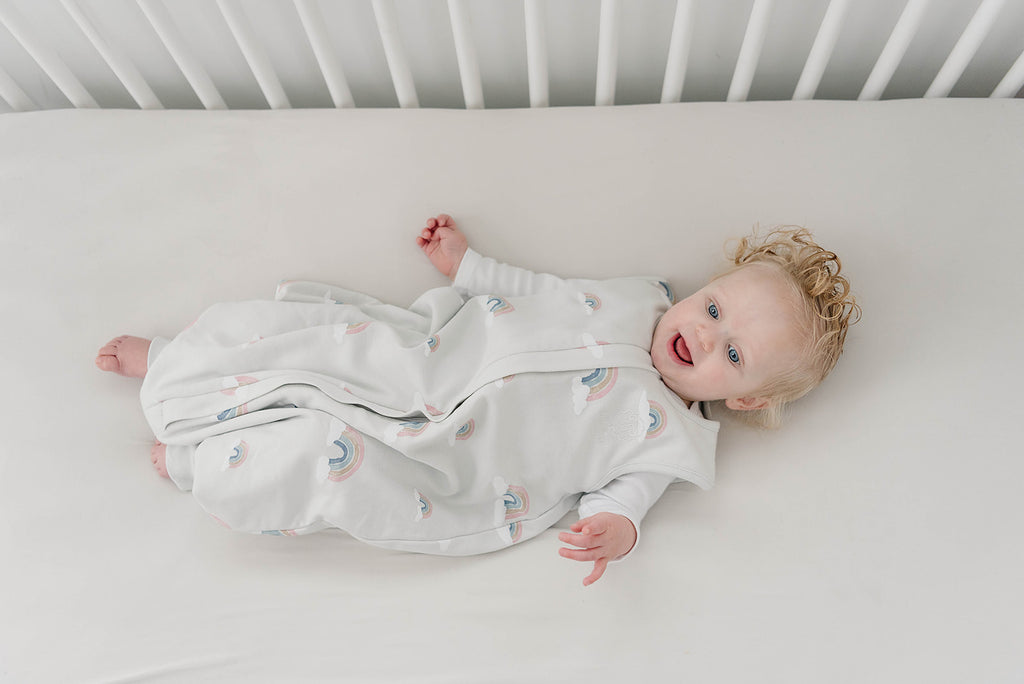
[[651, 264, 805, 409]]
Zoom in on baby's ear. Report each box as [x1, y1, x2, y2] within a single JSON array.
[[724, 396, 770, 411]]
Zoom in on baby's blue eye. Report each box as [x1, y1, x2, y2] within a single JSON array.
[[728, 346, 740, 364], [708, 302, 719, 319]]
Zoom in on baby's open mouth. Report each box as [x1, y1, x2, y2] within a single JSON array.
[[669, 333, 693, 366]]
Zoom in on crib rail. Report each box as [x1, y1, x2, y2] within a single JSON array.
[[1, 0, 1022, 113]]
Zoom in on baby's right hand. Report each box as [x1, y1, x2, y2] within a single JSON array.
[[416, 213, 468, 281]]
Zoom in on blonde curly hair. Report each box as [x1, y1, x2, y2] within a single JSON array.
[[712, 226, 861, 429]]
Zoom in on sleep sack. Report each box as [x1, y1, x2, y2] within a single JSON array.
[[139, 260, 719, 555]]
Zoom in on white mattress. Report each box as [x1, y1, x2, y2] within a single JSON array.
[[1, 101, 1021, 683]]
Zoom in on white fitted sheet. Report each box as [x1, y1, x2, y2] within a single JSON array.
[[1, 101, 1022, 683]]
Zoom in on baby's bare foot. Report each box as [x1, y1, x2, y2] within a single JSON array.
[[95, 336, 151, 379], [151, 441, 169, 479]]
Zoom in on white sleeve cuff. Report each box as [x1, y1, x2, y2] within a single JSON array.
[[452, 247, 483, 296]]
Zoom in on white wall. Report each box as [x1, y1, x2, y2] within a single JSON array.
[[1, 0, 1022, 113]]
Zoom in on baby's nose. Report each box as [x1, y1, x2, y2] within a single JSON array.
[[696, 325, 714, 352]]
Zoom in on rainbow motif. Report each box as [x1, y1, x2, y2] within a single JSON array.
[[486, 296, 515, 317], [262, 529, 299, 536], [416, 492, 433, 520], [425, 334, 440, 354], [346, 321, 371, 334], [646, 400, 667, 439], [583, 293, 602, 311], [423, 404, 445, 417], [508, 521, 523, 543], [328, 427, 364, 482], [658, 280, 676, 303], [581, 367, 618, 402], [503, 485, 530, 521], [455, 419, 475, 441], [397, 420, 428, 437], [228, 440, 249, 468], [217, 403, 249, 421]]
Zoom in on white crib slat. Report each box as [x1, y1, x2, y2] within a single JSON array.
[[138, 0, 226, 109], [727, 0, 773, 102], [524, 0, 548, 107], [294, 0, 354, 108], [0, 64, 35, 111], [447, 0, 483, 109], [216, 0, 290, 109], [371, 0, 418, 108], [792, 0, 850, 100], [858, 0, 930, 101], [991, 48, 1024, 98], [0, 2, 98, 108], [924, 0, 1005, 98], [61, 0, 162, 110], [661, 0, 694, 103], [595, 0, 620, 106]]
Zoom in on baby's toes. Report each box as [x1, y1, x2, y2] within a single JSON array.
[[97, 338, 121, 356], [96, 337, 124, 365], [150, 442, 170, 478], [95, 347, 123, 372]]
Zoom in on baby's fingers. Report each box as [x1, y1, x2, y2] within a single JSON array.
[[558, 529, 600, 549], [558, 546, 601, 562], [416, 230, 436, 250], [573, 514, 609, 536], [583, 559, 609, 587]]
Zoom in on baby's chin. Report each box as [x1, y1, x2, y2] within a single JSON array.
[[653, 364, 696, 406], [666, 385, 696, 408]]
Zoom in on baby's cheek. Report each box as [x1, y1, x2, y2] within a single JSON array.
[[700, 365, 733, 399]]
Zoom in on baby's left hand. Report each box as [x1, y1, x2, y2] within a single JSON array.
[[558, 512, 637, 586]]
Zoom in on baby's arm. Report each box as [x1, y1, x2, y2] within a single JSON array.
[[558, 471, 674, 586], [416, 213, 568, 297]]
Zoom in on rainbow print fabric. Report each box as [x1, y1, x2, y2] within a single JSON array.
[[140, 256, 717, 557], [571, 367, 619, 414]]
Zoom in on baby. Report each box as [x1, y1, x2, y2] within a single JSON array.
[[96, 214, 858, 586]]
